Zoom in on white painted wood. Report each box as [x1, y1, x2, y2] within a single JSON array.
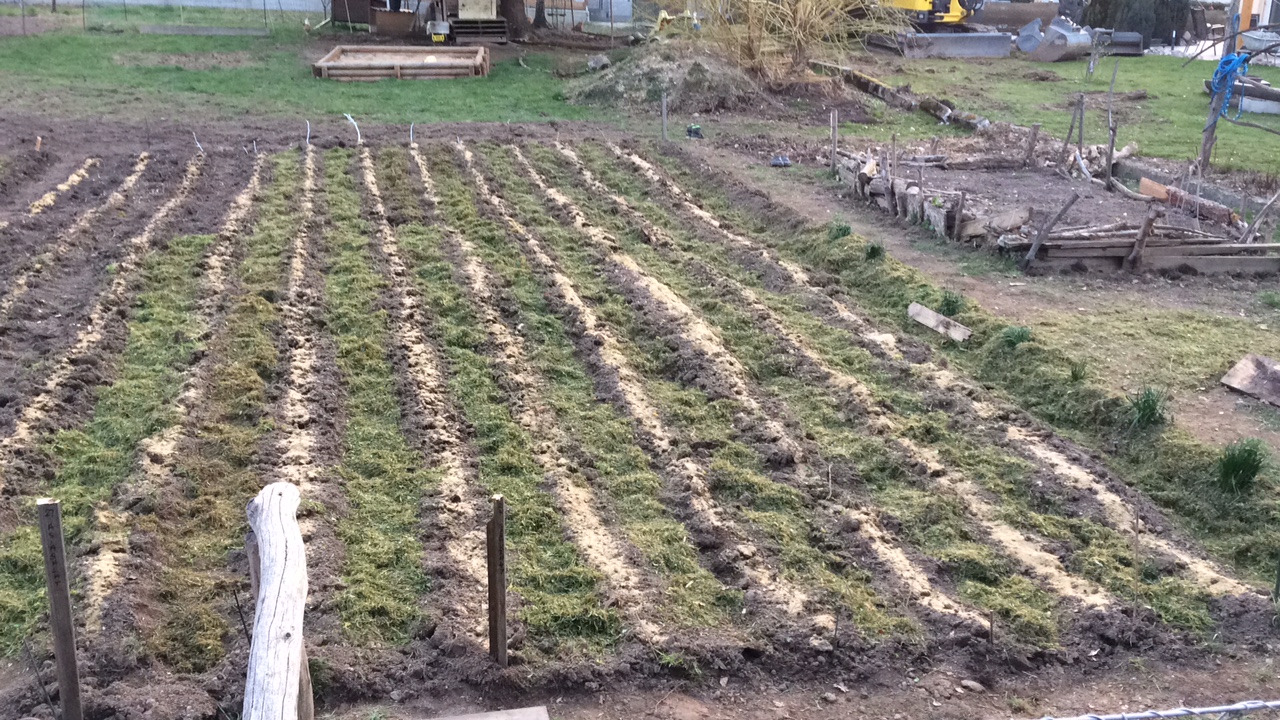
[[908, 302, 972, 343], [243, 482, 308, 720]]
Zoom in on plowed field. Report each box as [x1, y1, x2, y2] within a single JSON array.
[[0, 131, 1270, 717]]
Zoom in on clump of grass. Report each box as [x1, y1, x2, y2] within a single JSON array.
[[1001, 326, 1032, 348], [1217, 439, 1268, 495], [939, 290, 965, 317], [1260, 290, 1280, 310], [864, 242, 884, 261], [1069, 360, 1088, 383], [1127, 386, 1169, 430], [828, 221, 852, 240]]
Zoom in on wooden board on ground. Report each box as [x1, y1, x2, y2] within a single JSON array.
[[313, 45, 490, 81], [433, 708, 551, 720], [1139, 177, 1170, 201], [959, 207, 1031, 240], [1221, 354, 1280, 407], [908, 302, 971, 342]]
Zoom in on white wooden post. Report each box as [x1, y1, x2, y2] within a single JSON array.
[[243, 482, 310, 720]]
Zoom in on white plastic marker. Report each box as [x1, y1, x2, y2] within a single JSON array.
[[343, 113, 361, 145]]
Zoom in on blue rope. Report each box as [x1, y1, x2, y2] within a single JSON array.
[[1211, 15, 1251, 120]]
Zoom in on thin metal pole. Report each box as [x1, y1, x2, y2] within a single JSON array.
[[38, 499, 83, 720], [263, 0, 269, 29], [20, 0, 27, 35], [81, 0, 85, 30], [608, 0, 613, 39]]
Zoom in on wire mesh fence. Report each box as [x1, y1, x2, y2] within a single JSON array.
[[0, 0, 319, 35]]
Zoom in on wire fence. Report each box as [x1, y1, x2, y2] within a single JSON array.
[[0, 0, 319, 34]]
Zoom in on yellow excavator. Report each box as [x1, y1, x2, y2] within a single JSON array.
[[878, 0, 1011, 57]]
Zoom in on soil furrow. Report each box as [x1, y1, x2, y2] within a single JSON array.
[[356, 144, 486, 636], [0, 153, 151, 322], [599, 144, 1240, 618], [82, 154, 267, 640], [547, 143, 993, 626], [458, 141, 667, 644], [487, 144, 916, 639], [27, 157, 99, 217], [478, 145, 803, 619], [0, 154, 202, 493]]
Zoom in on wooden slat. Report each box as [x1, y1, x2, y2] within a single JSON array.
[[433, 708, 551, 720], [1143, 255, 1280, 273], [908, 302, 971, 342], [1145, 243, 1280, 256]]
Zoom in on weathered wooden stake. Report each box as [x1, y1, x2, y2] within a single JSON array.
[[661, 94, 668, 143], [243, 483, 312, 720], [1124, 204, 1164, 272], [487, 494, 508, 667], [1021, 192, 1080, 270], [829, 109, 838, 173], [1023, 123, 1041, 168], [1075, 94, 1085, 158], [951, 191, 966, 242], [890, 133, 898, 179], [1060, 102, 1080, 167], [37, 499, 83, 720], [20, 0, 27, 35]]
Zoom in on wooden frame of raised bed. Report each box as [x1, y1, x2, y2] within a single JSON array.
[[313, 46, 491, 81], [833, 143, 1280, 276]]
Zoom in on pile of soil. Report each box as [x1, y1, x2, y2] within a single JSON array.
[[565, 42, 773, 113]]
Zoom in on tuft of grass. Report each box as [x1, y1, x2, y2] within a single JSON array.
[[1127, 386, 1169, 431], [1217, 439, 1268, 495], [939, 290, 965, 318], [828, 221, 852, 240], [1001, 326, 1033, 348], [1260, 290, 1280, 310], [864, 242, 885, 261], [1069, 360, 1088, 383]]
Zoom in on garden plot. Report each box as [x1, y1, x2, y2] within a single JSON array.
[[0, 134, 1271, 717]]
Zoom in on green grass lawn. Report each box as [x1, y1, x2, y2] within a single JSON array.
[[848, 55, 1280, 175], [0, 10, 594, 123]]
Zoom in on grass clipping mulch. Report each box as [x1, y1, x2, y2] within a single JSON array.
[[566, 42, 772, 113]]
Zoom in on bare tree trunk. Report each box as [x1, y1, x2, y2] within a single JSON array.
[[533, 0, 548, 27], [500, 0, 530, 39]]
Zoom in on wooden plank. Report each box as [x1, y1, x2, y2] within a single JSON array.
[[959, 207, 1031, 239], [1145, 243, 1280, 256], [908, 302, 971, 342], [487, 495, 507, 667], [1142, 255, 1280, 273], [1125, 204, 1165, 271], [1021, 192, 1080, 270], [243, 483, 309, 720], [1139, 177, 1169, 201], [1221, 354, 1280, 407], [38, 499, 83, 720], [433, 708, 551, 720]]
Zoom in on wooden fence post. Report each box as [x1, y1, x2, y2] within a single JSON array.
[[661, 94, 669, 143], [243, 483, 313, 720], [1124, 204, 1164, 272], [829, 109, 838, 173], [1021, 192, 1081, 270], [1023, 123, 1041, 168], [37, 499, 82, 720], [487, 495, 508, 667]]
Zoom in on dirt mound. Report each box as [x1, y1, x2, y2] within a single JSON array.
[[565, 43, 773, 113]]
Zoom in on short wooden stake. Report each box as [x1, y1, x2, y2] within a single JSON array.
[[1075, 94, 1085, 158], [1105, 122, 1118, 189], [487, 494, 508, 667], [829, 109, 838, 173], [661, 93, 668, 143], [1124, 204, 1163, 272], [1021, 192, 1080, 270], [37, 499, 83, 720], [1060, 103, 1079, 167], [951, 191, 966, 242], [890, 133, 898, 179], [1023, 123, 1041, 168]]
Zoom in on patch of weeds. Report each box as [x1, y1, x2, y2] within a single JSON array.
[[417, 146, 621, 655], [153, 152, 300, 671], [828, 221, 852, 240], [1069, 360, 1088, 383], [1217, 439, 1268, 496], [323, 148, 432, 645], [1128, 386, 1169, 431], [658, 650, 703, 678], [1260, 290, 1280, 310], [1001, 326, 1033, 348], [865, 242, 885, 261], [939, 290, 965, 318]]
